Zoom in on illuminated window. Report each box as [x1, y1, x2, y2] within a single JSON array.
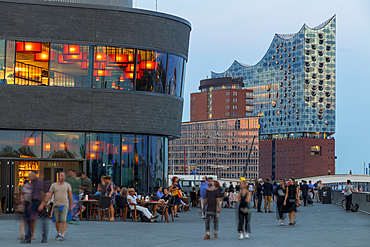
[[311, 146, 321, 156]]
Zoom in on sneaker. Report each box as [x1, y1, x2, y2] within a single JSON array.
[[265, 210, 267, 213], [204, 234, 210, 240], [20, 238, 31, 244], [239, 233, 244, 240], [68, 220, 73, 224], [280, 222, 284, 226], [55, 234, 61, 240], [244, 233, 249, 239], [59, 235, 64, 241], [214, 233, 218, 239], [153, 214, 159, 219], [41, 238, 47, 243]]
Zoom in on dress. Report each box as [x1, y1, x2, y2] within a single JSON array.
[[172, 183, 182, 205], [286, 184, 297, 212], [106, 182, 116, 205]]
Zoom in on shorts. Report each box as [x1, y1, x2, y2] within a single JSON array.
[[54, 206, 68, 222]]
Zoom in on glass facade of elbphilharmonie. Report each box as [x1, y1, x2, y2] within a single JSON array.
[[212, 16, 336, 141]]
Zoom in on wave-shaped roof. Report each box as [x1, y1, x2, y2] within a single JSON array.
[[212, 15, 335, 75]]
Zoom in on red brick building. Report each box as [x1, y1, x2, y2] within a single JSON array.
[[190, 77, 253, 121], [259, 138, 335, 180]]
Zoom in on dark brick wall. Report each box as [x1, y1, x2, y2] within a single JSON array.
[[0, 0, 191, 58], [259, 138, 335, 179], [0, 85, 184, 137]]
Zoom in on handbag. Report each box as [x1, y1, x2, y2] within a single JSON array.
[[178, 189, 182, 198], [171, 189, 178, 197]]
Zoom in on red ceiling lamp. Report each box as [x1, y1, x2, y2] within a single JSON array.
[[86, 152, 99, 160], [125, 72, 141, 80], [58, 55, 73, 64], [94, 70, 111, 77], [81, 61, 89, 70], [139, 61, 158, 70], [128, 53, 141, 63], [63, 45, 80, 55], [95, 53, 107, 62], [16, 42, 42, 53], [125, 64, 139, 72], [63, 52, 87, 62], [22, 137, 36, 146], [108, 53, 128, 65], [34, 51, 55, 62], [43, 143, 51, 151]]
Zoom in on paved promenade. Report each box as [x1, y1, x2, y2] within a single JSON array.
[[0, 203, 369, 247]]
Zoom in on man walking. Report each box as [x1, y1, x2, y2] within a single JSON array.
[[203, 177, 221, 240], [300, 180, 309, 206], [199, 176, 208, 219], [43, 172, 73, 241], [262, 178, 273, 213], [256, 179, 263, 212], [66, 170, 80, 222]]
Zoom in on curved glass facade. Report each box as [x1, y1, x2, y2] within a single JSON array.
[[211, 16, 336, 138], [0, 39, 186, 97], [0, 130, 167, 192]]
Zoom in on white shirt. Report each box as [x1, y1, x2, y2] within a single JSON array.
[[127, 194, 138, 209], [248, 184, 254, 192]]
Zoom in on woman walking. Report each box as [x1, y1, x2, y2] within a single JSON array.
[[283, 178, 300, 226], [274, 179, 287, 226], [104, 176, 116, 221], [237, 181, 252, 240], [344, 180, 353, 212], [169, 176, 182, 218]]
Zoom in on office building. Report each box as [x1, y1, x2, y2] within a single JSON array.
[[0, 0, 191, 212], [169, 117, 259, 179], [211, 16, 336, 179]]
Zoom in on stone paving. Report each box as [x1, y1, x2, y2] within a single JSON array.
[[0, 203, 369, 247]]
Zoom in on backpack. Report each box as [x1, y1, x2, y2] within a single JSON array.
[[351, 204, 359, 212]]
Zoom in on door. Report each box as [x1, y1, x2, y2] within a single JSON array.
[[0, 160, 15, 213]]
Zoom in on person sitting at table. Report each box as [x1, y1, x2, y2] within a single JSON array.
[[121, 187, 128, 197], [161, 188, 172, 205], [115, 186, 121, 196], [127, 188, 159, 222], [94, 176, 106, 196], [156, 187, 164, 199]]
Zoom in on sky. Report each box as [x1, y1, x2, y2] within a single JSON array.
[[136, 0, 370, 175]]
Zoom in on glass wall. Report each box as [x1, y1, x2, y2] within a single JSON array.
[[43, 132, 85, 159], [0, 131, 42, 158], [0, 130, 167, 192], [136, 49, 167, 93], [50, 43, 92, 87], [0, 39, 5, 83], [148, 136, 164, 191], [0, 39, 186, 97], [86, 133, 120, 188], [93, 46, 135, 90], [121, 135, 148, 192], [166, 54, 184, 96]]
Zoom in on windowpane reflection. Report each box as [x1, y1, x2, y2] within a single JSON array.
[[122, 135, 148, 192], [148, 136, 163, 191], [86, 133, 120, 189], [43, 132, 85, 159], [0, 131, 42, 158], [50, 43, 92, 87], [166, 54, 184, 96], [136, 49, 167, 93], [93, 46, 135, 90]]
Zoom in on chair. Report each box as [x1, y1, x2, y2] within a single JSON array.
[[156, 204, 170, 223], [115, 196, 125, 220], [122, 196, 138, 222], [167, 197, 175, 222], [90, 196, 111, 221]]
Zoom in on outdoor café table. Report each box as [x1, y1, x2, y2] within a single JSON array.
[[142, 201, 163, 215], [78, 199, 98, 221]]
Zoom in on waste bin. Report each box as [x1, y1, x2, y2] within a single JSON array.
[[321, 187, 331, 204]]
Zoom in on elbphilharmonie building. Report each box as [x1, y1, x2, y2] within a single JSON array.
[[212, 16, 336, 180]]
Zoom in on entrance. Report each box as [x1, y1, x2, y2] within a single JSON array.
[[1, 159, 82, 213]]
